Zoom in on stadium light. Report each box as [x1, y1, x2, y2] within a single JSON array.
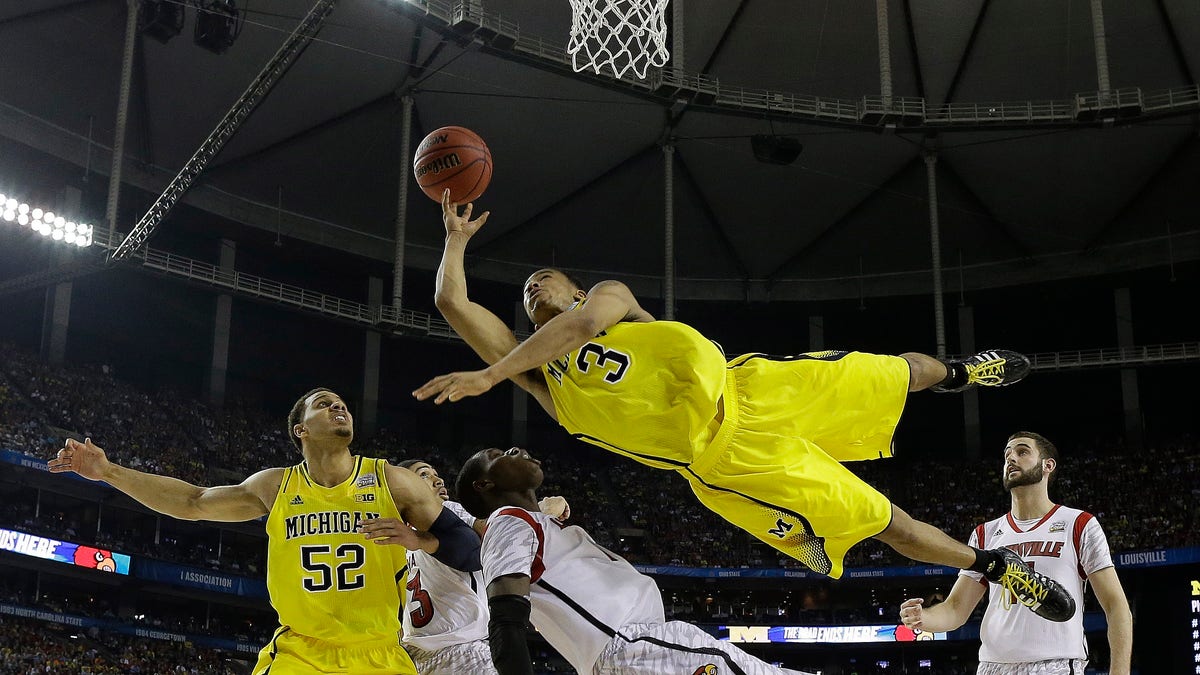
[[0, 191, 93, 247]]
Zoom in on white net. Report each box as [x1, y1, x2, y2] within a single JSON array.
[[567, 0, 670, 80]]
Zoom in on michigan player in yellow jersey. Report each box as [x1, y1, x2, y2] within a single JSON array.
[[48, 387, 485, 673], [412, 190, 1075, 623]]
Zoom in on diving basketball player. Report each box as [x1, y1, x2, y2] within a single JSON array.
[[413, 191, 1073, 622]]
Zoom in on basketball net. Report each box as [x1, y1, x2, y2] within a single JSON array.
[[568, 0, 670, 80]]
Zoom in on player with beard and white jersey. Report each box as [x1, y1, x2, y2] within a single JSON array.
[[455, 446, 814, 675], [899, 432, 1133, 675], [361, 459, 570, 675]]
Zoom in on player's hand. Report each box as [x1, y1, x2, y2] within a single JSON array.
[[538, 496, 571, 522], [413, 369, 498, 404], [47, 438, 112, 481], [442, 188, 489, 238], [359, 517, 425, 549], [899, 598, 924, 630]]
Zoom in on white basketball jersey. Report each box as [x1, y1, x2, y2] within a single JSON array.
[[482, 506, 665, 674], [961, 504, 1114, 663], [401, 501, 490, 652]]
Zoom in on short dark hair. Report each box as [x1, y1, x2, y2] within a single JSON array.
[[454, 452, 491, 519], [287, 388, 333, 453], [547, 268, 586, 293], [1008, 431, 1059, 486], [397, 459, 426, 470]]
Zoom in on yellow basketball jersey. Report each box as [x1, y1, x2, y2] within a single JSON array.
[[543, 318, 727, 469], [265, 456, 408, 644]]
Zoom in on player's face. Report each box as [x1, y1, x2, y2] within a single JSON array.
[[482, 446, 544, 491], [522, 269, 583, 327], [297, 391, 353, 445], [409, 462, 449, 500], [1002, 438, 1045, 490]]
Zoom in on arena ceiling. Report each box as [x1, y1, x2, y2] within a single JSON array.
[[1, 0, 1199, 302]]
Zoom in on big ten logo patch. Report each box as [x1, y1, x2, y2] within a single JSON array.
[[354, 493, 376, 503]]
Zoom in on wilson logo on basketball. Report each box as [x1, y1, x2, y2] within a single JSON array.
[[415, 153, 462, 178]]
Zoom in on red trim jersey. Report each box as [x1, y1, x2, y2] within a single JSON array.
[[480, 506, 665, 673], [401, 501, 489, 652], [961, 504, 1114, 663]]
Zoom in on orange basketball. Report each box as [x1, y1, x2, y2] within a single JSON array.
[[413, 126, 493, 203]]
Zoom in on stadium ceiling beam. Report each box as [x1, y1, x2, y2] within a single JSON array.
[[134, 33, 157, 166], [673, 153, 751, 280], [207, 93, 395, 173], [941, 0, 992, 104], [1082, 133, 1198, 252], [937, 157, 1034, 258], [1153, 0, 1196, 84], [698, 0, 749, 76], [470, 144, 660, 254], [0, 0, 104, 27], [765, 155, 923, 281], [901, 0, 926, 99]]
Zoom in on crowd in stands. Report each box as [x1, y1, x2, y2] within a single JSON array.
[[0, 615, 244, 674], [2, 342, 1199, 577]]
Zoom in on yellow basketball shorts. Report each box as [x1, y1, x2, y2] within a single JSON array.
[[252, 627, 417, 675], [684, 350, 911, 579]]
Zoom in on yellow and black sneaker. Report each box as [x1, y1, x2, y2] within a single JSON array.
[[983, 547, 1075, 622], [932, 349, 1031, 393]]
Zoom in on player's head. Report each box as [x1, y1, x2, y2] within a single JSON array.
[[455, 447, 544, 518], [288, 388, 353, 453], [399, 459, 449, 501], [1003, 431, 1058, 490], [522, 268, 587, 328]]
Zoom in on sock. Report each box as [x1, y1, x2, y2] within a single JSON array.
[[938, 361, 967, 390], [968, 548, 1003, 580]]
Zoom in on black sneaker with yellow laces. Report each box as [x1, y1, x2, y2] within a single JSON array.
[[932, 349, 1032, 393], [982, 547, 1075, 622]]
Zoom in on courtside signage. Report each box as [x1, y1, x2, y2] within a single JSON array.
[[0, 527, 131, 575]]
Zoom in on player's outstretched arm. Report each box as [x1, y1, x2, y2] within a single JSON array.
[[414, 281, 641, 405], [899, 575, 986, 633], [434, 189, 550, 404], [48, 438, 275, 522], [487, 574, 535, 675], [1090, 566, 1132, 675]]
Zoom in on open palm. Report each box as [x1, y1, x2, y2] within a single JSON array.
[[442, 188, 490, 237], [48, 437, 112, 482]]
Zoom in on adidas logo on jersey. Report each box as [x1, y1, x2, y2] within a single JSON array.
[[289, 495, 304, 506]]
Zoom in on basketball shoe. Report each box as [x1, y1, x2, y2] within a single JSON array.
[[932, 349, 1031, 393], [983, 547, 1076, 622]]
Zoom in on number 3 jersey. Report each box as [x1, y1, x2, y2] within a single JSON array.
[[542, 315, 728, 470], [401, 500, 489, 651], [960, 504, 1114, 663], [265, 456, 408, 644]]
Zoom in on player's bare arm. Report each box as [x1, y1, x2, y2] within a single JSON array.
[[1089, 566, 1132, 675], [383, 462, 482, 570], [48, 437, 278, 522], [414, 281, 643, 405], [899, 575, 986, 633], [433, 189, 553, 412]]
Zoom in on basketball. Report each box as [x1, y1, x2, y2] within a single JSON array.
[[413, 126, 493, 203]]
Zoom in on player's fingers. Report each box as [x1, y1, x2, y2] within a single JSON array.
[[477, 211, 490, 226], [462, 203, 473, 220], [441, 188, 451, 211]]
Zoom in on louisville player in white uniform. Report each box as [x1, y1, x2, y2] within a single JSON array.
[[899, 432, 1132, 675], [360, 459, 573, 675], [454, 446, 812, 675]]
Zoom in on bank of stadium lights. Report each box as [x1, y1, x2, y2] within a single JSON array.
[[0, 193, 94, 247]]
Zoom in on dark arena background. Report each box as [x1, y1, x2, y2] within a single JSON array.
[[2, 1, 1199, 673]]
